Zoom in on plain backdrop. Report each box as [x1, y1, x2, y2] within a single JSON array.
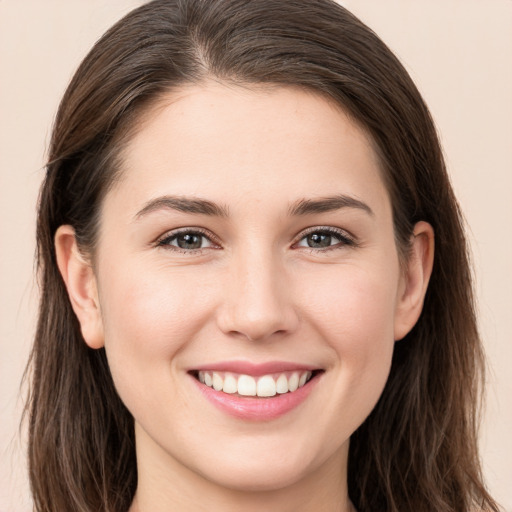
[[1, 1, 511, 511]]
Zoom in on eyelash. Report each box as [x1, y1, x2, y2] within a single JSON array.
[[155, 226, 357, 254], [292, 226, 357, 252], [156, 228, 220, 254]]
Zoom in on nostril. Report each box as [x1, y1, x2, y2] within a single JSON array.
[[215, 278, 299, 341]]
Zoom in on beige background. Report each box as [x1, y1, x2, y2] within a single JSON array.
[[1, 1, 510, 511]]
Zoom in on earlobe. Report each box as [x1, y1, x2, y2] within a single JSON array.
[[55, 225, 104, 349], [394, 221, 435, 341]]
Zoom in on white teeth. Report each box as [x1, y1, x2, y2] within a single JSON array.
[[257, 375, 277, 397], [223, 374, 238, 394], [288, 372, 299, 392], [237, 375, 257, 396], [197, 370, 316, 396], [276, 374, 288, 394], [212, 372, 223, 391]]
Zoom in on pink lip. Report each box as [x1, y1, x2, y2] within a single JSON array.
[[189, 367, 322, 422], [190, 360, 319, 376]]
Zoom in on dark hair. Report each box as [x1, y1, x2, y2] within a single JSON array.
[[26, 1, 499, 510]]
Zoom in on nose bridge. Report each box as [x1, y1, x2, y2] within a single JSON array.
[[218, 243, 298, 341]]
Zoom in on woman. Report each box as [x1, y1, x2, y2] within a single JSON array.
[[25, 0, 499, 510]]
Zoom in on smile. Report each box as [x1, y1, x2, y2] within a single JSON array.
[[189, 363, 323, 421], [197, 370, 315, 397]]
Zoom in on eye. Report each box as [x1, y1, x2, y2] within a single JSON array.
[[295, 227, 355, 250], [157, 229, 217, 251]]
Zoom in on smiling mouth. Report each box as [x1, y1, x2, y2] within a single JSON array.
[[190, 370, 323, 398]]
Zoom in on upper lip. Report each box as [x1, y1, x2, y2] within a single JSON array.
[[189, 360, 321, 376]]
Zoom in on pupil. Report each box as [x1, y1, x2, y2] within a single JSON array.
[[308, 233, 331, 248], [177, 233, 202, 249]]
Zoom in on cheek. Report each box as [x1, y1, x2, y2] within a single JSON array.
[[338, 272, 397, 375], [301, 264, 399, 349], [101, 259, 212, 341], [97, 263, 217, 398], [298, 265, 398, 413], [339, 275, 397, 407]]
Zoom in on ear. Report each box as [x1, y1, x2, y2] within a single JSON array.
[[55, 225, 104, 349], [394, 221, 435, 341]]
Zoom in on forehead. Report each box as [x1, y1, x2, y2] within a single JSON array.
[[109, 82, 389, 217]]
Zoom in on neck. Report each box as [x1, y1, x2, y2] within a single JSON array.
[[130, 480, 355, 512]]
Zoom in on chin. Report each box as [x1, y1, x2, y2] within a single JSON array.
[[201, 460, 311, 493], [188, 437, 334, 494]]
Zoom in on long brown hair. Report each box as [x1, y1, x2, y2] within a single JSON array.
[[26, 1, 499, 510]]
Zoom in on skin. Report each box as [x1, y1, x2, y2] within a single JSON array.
[[56, 83, 434, 512]]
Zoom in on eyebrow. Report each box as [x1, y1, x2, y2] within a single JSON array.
[[134, 195, 230, 220], [288, 194, 374, 217], [134, 193, 373, 221]]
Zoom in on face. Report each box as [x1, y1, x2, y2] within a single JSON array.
[[59, 83, 431, 497]]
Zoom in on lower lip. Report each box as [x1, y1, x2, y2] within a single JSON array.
[[191, 374, 320, 421]]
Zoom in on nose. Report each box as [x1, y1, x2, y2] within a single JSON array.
[[216, 248, 299, 342]]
